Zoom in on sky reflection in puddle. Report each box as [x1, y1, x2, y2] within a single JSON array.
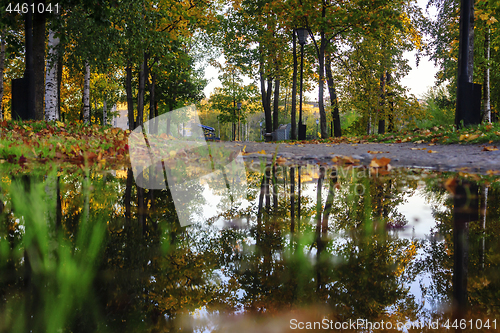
[[1, 164, 499, 332]]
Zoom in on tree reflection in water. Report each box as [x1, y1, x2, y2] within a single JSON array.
[[0, 164, 500, 332]]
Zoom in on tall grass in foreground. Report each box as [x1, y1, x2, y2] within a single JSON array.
[[0, 171, 107, 333]]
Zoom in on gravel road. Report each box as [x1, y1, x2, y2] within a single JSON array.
[[215, 141, 500, 174]]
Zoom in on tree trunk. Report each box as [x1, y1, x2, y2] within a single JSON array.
[[482, 28, 490, 123], [290, 167, 295, 232], [387, 71, 395, 132], [291, 30, 298, 139], [137, 53, 146, 127], [149, 61, 157, 133], [467, 0, 474, 83], [82, 62, 90, 123], [0, 30, 5, 120], [57, 44, 63, 121], [455, 0, 475, 127], [45, 28, 59, 121], [317, 31, 328, 138], [126, 64, 134, 129], [378, 72, 386, 134], [273, 76, 280, 131], [325, 52, 341, 137], [33, 1, 46, 120], [102, 99, 107, 126], [25, 6, 35, 120], [125, 168, 132, 224], [259, 57, 273, 140]]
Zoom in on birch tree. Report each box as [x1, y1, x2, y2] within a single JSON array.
[[45, 28, 59, 121]]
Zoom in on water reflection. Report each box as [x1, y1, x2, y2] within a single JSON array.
[[0, 163, 499, 332]]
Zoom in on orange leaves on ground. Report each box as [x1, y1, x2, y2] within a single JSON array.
[[369, 156, 392, 175], [367, 150, 388, 154], [482, 146, 498, 151], [459, 133, 480, 141], [369, 156, 391, 168], [331, 155, 359, 165], [0, 120, 129, 168], [275, 156, 287, 166]]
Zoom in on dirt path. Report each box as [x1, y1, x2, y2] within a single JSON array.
[[216, 141, 500, 174]]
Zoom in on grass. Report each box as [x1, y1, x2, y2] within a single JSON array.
[[0, 120, 129, 173], [276, 122, 500, 146]]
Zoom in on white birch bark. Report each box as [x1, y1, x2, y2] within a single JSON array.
[[83, 62, 90, 123], [111, 104, 117, 127], [45, 29, 59, 121]]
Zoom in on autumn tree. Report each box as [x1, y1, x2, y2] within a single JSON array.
[[208, 62, 259, 141]]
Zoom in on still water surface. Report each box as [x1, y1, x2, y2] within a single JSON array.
[[0, 163, 499, 332]]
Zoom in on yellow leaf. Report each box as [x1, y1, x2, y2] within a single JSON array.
[[56, 121, 65, 127], [483, 146, 498, 151], [488, 16, 498, 24]]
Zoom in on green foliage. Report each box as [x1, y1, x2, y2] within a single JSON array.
[[416, 86, 455, 128]]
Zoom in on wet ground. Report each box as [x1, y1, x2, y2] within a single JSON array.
[[1, 159, 499, 332], [219, 141, 500, 174]]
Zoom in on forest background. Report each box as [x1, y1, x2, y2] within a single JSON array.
[[0, 0, 498, 142]]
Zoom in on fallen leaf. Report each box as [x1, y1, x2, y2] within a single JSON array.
[[483, 146, 498, 151], [427, 150, 438, 153], [332, 155, 359, 165], [369, 157, 391, 168], [444, 177, 457, 194], [276, 156, 287, 166], [367, 150, 388, 154]]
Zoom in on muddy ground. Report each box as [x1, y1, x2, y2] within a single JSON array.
[[216, 141, 500, 174]]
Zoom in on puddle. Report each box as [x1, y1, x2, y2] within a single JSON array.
[[0, 163, 499, 332]]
